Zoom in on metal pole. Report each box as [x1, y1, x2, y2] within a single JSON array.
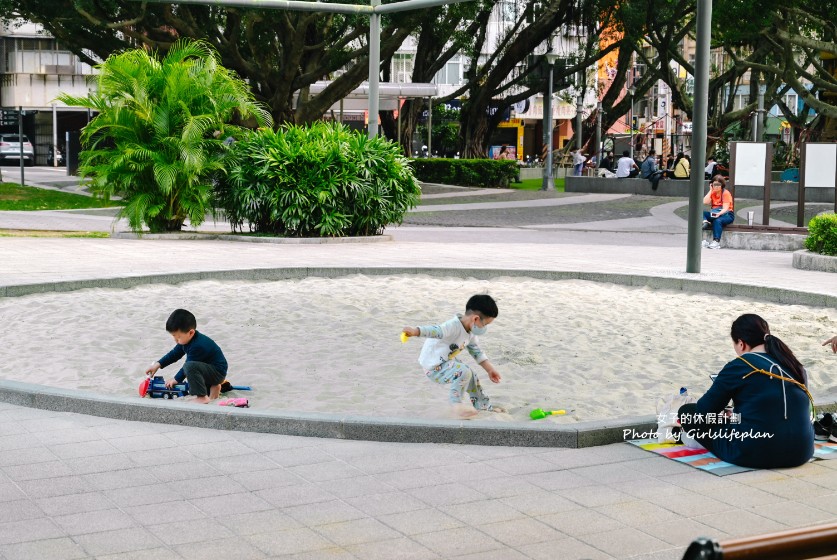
[[629, 89, 634, 161], [367, 2, 381, 138], [18, 106, 24, 187], [143, 0, 475, 15], [542, 61, 555, 191], [339, 97, 344, 124], [755, 89, 764, 141], [427, 97, 432, 156], [52, 104, 59, 168], [575, 94, 583, 152], [396, 97, 402, 154], [686, 0, 712, 274], [595, 101, 602, 169]]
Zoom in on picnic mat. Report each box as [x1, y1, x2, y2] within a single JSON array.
[[627, 439, 837, 476]]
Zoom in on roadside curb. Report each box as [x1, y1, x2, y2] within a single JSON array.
[[110, 232, 393, 244]]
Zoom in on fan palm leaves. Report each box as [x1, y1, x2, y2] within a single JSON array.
[[58, 39, 272, 232]]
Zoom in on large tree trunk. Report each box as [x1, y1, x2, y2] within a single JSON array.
[[460, 101, 490, 159]]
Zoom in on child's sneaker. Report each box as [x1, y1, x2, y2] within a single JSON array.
[[702, 220, 711, 230], [815, 413, 835, 440], [708, 240, 721, 249], [701, 240, 710, 248]]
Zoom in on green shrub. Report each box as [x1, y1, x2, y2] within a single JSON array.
[[410, 158, 518, 188], [804, 212, 837, 256], [217, 123, 420, 237], [58, 40, 271, 233]]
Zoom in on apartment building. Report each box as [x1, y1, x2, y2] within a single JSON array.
[[0, 20, 96, 165], [390, 1, 598, 160]]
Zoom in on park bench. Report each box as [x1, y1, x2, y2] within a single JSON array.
[[681, 522, 837, 559]]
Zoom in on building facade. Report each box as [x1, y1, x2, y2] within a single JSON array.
[[0, 21, 96, 165]]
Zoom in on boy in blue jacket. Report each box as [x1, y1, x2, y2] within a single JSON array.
[[145, 309, 228, 404]]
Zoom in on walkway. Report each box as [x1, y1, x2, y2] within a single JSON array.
[[1, 174, 836, 559]]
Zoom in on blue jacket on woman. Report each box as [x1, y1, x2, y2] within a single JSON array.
[[695, 352, 813, 468]]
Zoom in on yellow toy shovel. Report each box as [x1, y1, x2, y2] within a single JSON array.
[[530, 408, 566, 420]]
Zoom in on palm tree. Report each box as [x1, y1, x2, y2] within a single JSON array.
[[58, 39, 272, 233]]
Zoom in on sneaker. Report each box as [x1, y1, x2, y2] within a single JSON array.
[[815, 413, 835, 441], [708, 240, 721, 249], [830, 427, 837, 444], [702, 220, 711, 230], [701, 239, 710, 248]]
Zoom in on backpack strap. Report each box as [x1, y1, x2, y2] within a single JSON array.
[[737, 353, 813, 406]]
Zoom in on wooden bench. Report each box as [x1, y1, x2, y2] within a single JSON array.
[[682, 522, 837, 559]]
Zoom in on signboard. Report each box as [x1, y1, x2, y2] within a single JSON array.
[[1, 109, 20, 126], [730, 141, 773, 225], [803, 143, 837, 188], [733, 143, 768, 186], [418, 99, 510, 122]]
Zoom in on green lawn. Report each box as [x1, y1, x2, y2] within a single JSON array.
[[0, 183, 121, 211], [510, 177, 566, 192]]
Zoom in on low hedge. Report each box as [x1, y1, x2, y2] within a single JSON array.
[[216, 123, 420, 237], [410, 158, 518, 188], [804, 212, 837, 256]]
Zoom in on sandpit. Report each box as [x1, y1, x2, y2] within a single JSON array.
[[1, 275, 834, 423]]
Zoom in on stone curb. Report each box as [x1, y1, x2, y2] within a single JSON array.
[[1, 267, 835, 308], [708, 231, 806, 252], [111, 232, 393, 244], [793, 250, 837, 273], [1, 267, 835, 447], [0, 379, 657, 448]]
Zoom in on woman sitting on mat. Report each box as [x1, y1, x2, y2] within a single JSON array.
[[678, 314, 814, 468]]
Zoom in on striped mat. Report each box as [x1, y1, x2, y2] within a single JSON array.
[[627, 439, 837, 476]]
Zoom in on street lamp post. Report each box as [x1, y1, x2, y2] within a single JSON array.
[[542, 53, 559, 191], [686, 0, 713, 274]]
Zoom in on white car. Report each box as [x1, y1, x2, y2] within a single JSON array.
[[0, 133, 35, 166]]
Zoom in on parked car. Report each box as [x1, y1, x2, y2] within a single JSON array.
[[0, 133, 35, 166], [47, 144, 64, 167]]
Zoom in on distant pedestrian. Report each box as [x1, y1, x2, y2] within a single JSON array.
[[615, 150, 639, 178], [640, 148, 664, 190], [573, 149, 587, 176]]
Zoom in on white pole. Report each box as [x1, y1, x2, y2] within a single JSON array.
[[52, 103, 59, 168]]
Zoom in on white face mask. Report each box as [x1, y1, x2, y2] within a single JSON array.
[[471, 318, 487, 335]]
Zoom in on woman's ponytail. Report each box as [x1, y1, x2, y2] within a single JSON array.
[[764, 333, 806, 384], [731, 314, 806, 384]]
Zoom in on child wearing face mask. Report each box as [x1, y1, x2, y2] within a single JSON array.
[[401, 294, 504, 418]]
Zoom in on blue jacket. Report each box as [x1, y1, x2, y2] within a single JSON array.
[[696, 352, 813, 468], [640, 156, 658, 178], [158, 331, 228, 383]]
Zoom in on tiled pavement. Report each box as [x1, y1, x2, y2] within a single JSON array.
[[1, 181, 836, 559], [2, 401, 837, 560]]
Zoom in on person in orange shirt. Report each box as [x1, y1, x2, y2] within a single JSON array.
[[701, 176, 735, 249]]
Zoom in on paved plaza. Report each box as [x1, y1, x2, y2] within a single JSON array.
[[1, 170, 836, 559]]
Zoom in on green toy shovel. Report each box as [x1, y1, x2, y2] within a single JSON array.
[[530, 408, 566, 420]]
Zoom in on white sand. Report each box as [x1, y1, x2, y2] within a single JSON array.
[[1, 275, 835, 424]]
